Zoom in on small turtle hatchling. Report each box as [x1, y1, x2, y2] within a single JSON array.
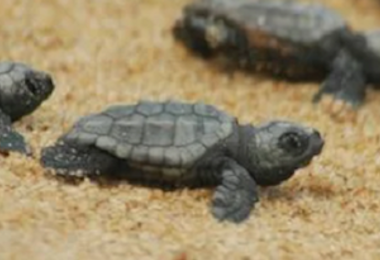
[[41, 100, 323, 223], [0, 62, 54, 154], [173, 0, 380, 108]]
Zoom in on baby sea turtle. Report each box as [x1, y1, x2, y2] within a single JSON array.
[[173, 0, 377, 108], [40, 100, 324, 223], [0, 62, 54, 154]]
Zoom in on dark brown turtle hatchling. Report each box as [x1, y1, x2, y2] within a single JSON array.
[[173, 0, 380, 108], [0, 62, 54, 154], [40, 100, 324, 223]]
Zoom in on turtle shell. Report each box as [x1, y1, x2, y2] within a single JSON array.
[[0, 62, 34, 96], [0, 62, 33, 78], [63, 100, 236, 168], [362, 30, 380, 58], [186, 0, 347, 45]]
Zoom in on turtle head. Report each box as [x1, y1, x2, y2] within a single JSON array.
[[173, 5, 234, 58], [1, 70, 55, 121], [173, 13, 215, 58], [246, 121, 324, 186]]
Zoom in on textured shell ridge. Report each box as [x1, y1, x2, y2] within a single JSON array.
[[64, 101, 236, 168], [192, 0, 346, 44], [363, 30, 380, 57]]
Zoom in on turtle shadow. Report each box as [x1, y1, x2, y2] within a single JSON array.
[[259, 183, 338, 202], [44, 170, 191, 192], [206, 55, 327, 84], [44, 169, 339, 200]]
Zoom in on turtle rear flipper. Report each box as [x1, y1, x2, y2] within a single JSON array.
[[0, 110, 30, 155], [313, 50, 366, 108], [40, 141, 123, 179]]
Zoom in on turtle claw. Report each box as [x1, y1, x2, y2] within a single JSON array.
[[212, 187, 257, 223], [312, 85, 364, 109], [315, 94, 358, 122]]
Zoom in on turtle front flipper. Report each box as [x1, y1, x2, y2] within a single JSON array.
[[0, 109, 30, 155], [40, 141, 123, 179], [211, 158, 258, 223], [313, 50, 366, 108]]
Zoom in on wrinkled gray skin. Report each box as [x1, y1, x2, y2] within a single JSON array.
[[41, 100, 324, 223], [173, 0, 380, 108], [0, 62, 54, 154], [349, 29, 380, 83]]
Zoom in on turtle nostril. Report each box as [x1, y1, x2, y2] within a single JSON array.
[[312, 130, 324, 153], [313, 130, 322, 139]]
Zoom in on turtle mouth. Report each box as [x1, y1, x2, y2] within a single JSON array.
[[296, 130, 324, 168], [312, 130, 325, 154], [255, 167, 296, 186], [298, 158, 313, 168]]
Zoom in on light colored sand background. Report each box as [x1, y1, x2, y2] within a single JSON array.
[[1, 0, 380, 259]]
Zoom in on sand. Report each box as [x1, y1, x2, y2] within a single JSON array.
[[1, 0, 380, 259]]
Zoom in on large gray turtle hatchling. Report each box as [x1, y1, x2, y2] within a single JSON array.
[[41, 100, 324, 223], [0, 62, 54, 154], [173, 0, 380, 108]]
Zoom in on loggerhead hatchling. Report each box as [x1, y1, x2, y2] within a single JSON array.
[[0, 61, 54, 154], [40, 100, 324, 223], [173, 0, 380, 108]]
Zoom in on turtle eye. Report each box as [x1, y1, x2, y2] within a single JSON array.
[[279, 132, 307, 154], [25, 77, 39, 96]]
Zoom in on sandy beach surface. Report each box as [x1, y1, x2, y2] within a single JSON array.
[[1, 0, 380, 259]]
